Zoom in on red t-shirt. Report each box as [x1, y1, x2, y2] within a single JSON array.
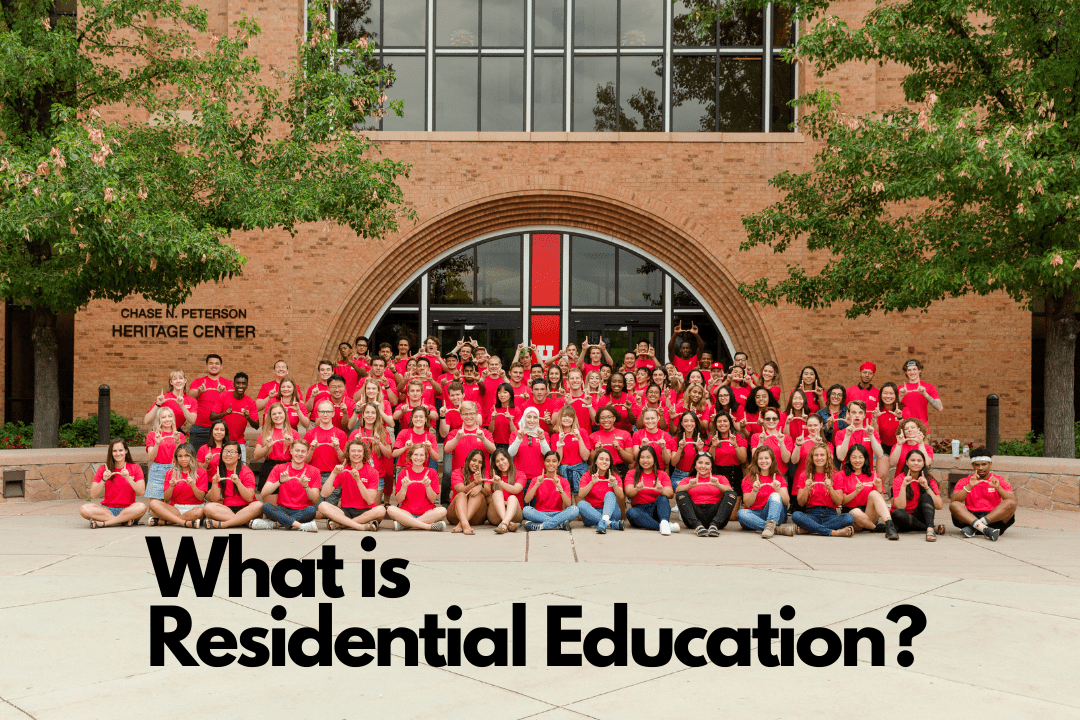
[[731, 385, 753, 406], [164, 468, 209, 505], [790, 387, 821, 414], [191, 376, 233, 427], [394, 428, 437, 467], [552, 429, 591, 466], [304, 425, 348, 472], [349, 426, 394, 477], [900, 382, 939, 424], [334, 464, 380, 509], [792, 437, 834, 477], [834, 426, 881, 456], [268, 463, 320, 509], [893, 441, 934, 478], [711, 434, 747, 468], [673, 356, 697, 376], [525, 396, 564, 428], [579, 471, 620, 509], [785, 413, 809, 442], [589, 428, 633, 464], [214, 393, 258, 446], [512, 432, 548, 478], [794, 471, 839, 508], [875, 407, 902, 446], [493, 469, 528, 506], [623, 469, 671, 506], [197, 444, 223, 469], [269, 402, 308, 430], [599, 394, 637, 433], [632, 428, 675, 457], [305, 382, 331, 411], [148, 393, 198, 427], [891, 474, 940, 512], [741, 474, 783, 511], [955, 473, 1012, 513], [530, 475, 571, 513], [396, 467, 437, 514], [449, 467, 486, 502], [563, 393, 594, 432], [257, 380, 282, 402], [335, 363, 361, 397], [480, 376, 503, 421], [260, 427, 294, 462], [846, 385, 879, 413], [489, 406, 522, 444], [672, 434, 707, 472], [749, 432, 797, 474], [210, 464, 258, 507], [509, 382, 532, 406], [324, 396, 356, 431], [441, 403, 463, 437], [146, 430, 185, 464], [682, 474, 730, 504], [635, 357, 658, 370], [835, 471, 880, 508], [633, 402, 670, 429], [96, 463, 145, 508], [449, 426, 494, 471]]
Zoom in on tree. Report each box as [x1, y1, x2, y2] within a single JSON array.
[[698, 0, 1080, 456], [0, 0, 414, 447]]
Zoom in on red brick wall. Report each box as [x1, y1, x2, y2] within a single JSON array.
[[68, 0, 1032, 445]]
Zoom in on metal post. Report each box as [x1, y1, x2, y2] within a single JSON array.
[[986, 394, 999, 455], [97, 385, 111, 445]]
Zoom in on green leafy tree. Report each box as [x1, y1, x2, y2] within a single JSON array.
[[0, 0, 415, 447], [691, 0, 1080, 456]]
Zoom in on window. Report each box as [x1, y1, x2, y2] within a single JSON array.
[[333, 0, 795, 132]]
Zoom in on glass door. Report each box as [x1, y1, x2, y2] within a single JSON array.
[[573, 317, 662, 367], [431, 313, 522, 366]]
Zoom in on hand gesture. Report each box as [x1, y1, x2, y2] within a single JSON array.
[[331, 435, 340, 447], [156, 389, 166, 405], [268, 386, 278, 398], [988, 475, 1001, 491], [770, 479, 782, 490], [752, 478, 761, 492], [102, 469, 114, 481]]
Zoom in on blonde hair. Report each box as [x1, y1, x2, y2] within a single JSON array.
[[355, 402, 387, 443], [153, 405, 178, 434], [555, 405, 580, 433], [681, 382, 709, 415], [168, 369, 188, 393], [260, 402, 295, 446]]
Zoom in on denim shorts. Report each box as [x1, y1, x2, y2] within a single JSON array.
[[104, 505, 124, 517]]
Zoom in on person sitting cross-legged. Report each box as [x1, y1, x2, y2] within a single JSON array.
[[949, 448, 1017, 542]]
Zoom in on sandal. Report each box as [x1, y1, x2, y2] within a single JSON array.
[[203, 519, 222, 530], [327, 520, 340, 531], [183, 519, 201, 529], [366, 521, 380, 532], [125, 519, 137, 527], [147, 517, 161, 527], [925, 527, 937, 542], [934, 524, 946, 536], [507, 522, 518, 533], [836, 526, 854, 538], [495, 523, 508, 534], [90, 518, 104, 529]]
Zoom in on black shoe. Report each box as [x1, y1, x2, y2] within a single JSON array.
[[885, 519, 899, 541], [707, 525, 720, 537], [872, 522, 886, 533], [696, 526, 708, 537], [982, 525, 1000, 542], [961, 525, 976, 538]]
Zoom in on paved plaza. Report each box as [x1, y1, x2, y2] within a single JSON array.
[[1, 500, 1078, 719]]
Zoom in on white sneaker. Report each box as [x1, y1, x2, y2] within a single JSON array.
[[394, 521, 405, 531], [430, 520, 447, 532], [659, 519, 671, 536], [669, 521, 680, 533], [249, 518, 275, 530], [298, 521, 318, 533]]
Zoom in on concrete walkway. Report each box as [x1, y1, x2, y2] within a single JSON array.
[[1, 501, 1078, 719]]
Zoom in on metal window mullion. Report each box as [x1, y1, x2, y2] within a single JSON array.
[[522, 234, 532, 346], [663, 0, 672, 132], [526, 0, 534, 131], [663, 274, 673, 363], [763, 3, 772, 133], [561, 234, 570, 348], [565, 0, 573, 130], [420, 272, 430, 339], [427, 0, 434, 130]]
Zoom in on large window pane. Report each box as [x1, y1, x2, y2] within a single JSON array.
[[717, 4, 763, 46], [620, 0, 662, 47], [430, 250, 477, 304], [383, 55, 426, 130], [384, 0, 425, 46], [773, 6, 795, 47], [771, 58, 795, 132], [620, 55, 663, 132], [574, 0, 616, 47], [571, 236, 617, 306], [673, 0, 715, 47], [534, 0, 565, 47], [532, 56, 564, 131], [476, 236, 522, 305], [437, 0, 479, 46], [618, 249, 662, 307], [396, 277, 421, 305], [672, 279, 700, 308], [337, 0, 379, 46], [672, 312, 730, 367], [672, 55, 716, 131], [435, 57, 479, 130], [482, 0, 524, 46], [573, 56, 616, 131], [372, 311, 420, 354], [480, 57, 524, 130], [717, 57, 761, 132]]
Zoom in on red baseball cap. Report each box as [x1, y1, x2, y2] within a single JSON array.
[[711, 362, 725, 371]]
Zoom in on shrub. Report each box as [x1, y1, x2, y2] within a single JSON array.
[[1, 413, 143, 449], [0, 421, 33, 449], [996, 422, 1080, 458]]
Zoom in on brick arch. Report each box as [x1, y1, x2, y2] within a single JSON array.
[[319, 179, 777, 368]]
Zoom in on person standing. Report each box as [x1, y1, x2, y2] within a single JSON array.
[[209, 372, 259, 462], [667, 321, 704, 377], [304, 400, 348, 504], [899, 359, 943, 428], [846, 362, 879, 413], [144, 407, 185, 501], [256, 360, 291, 412], [144, 370, 198, 429], [188, 354, 232, 452]]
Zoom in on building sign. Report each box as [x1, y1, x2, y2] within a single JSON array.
[[111, 307, 256, 339]]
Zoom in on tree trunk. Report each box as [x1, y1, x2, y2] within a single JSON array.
[[31, 307, 60, 449], [1043, 291, 1079, 458]]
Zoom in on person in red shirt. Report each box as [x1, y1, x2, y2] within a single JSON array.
[[304, 400, 348, 492], [712, 384, 741, 423], [837, 443, 896, 539], [669, 410, 707, 490], [709, 412, 748, 491], [506, 362, 532, 406], [147, 444, 207, 528], [334, 342, 364, 397], [623, 445, 677, 534], [789, 413, 831, 485], [749, 408, 795, 475], [444, 401, 497, 473], [600, 373, 637, 434], [738, 386, 780, 440], [488, 383, 521, 450], [318, 440, 386, 531], [634, 384, 671, 432], [202, 440, 263, 529], [872, 383, 903, 478], [197, 420, 230, 472], [731, 351, 760, 387], [509, 407, 551, 480], [143, 369, 198, 429], [899, 359, 943, 426], [785, 443, 855, 537], [634, 341, 658, 370], [524, 379, 563, 432], [387, 445, 448, 531], [890, 418, 934, 478], [189, 354, 233, 451], [890, 449, 945, 541], [521, 451, 579, 531], [789, 365, 825, 415], [552, 405, 592, 493], [834, 400, 885, 468], [393, 379, 438, 428], [488, 449, 526, 533], [256, 359, 291, 412], [675, 451, 738, 537], [737, 446, 788, 538], [209, 372, 259, 461], [391, 337, 413, 377], [782, 388, 811, 441], [667, 321, 704, 377], [361, 356, 398, 406], [304, 360, 335, 414], [354, 378, 394, 428], [759, 361, 782, 405], [950, 449, 1017, 541], [254, 403, 296, 489], [253, 438, 321, 532], [145, 406, 185, 500], [264, 377, 310, 430], [632, 406, 674, 466], [349, 402, 395, 501], [447, 448, 491, 535], [727, 367, 753, 406], [590, 406, 636, 478], [478, 355, 507, 423], [392, 406, 440, 476], [79, 439, 147, 528], [846, 362, 879, 414], [575, 448, 625, 532]]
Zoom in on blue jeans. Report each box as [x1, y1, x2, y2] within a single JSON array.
[[737, 493, 785, 531], [577, 493, 620, 527], [522, 505, 580, 529], [262, 503, 317, 527], [626, 494, 671, 531], [670, 469, 690, 491], [559, 462, 589, 494], [792, 505, 855, 536]]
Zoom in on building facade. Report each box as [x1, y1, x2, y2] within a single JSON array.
[[2, 0, 1033, 442]]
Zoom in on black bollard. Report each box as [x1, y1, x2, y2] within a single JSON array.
[[98, 385, 111, 445], [986, 394, 999, 455]]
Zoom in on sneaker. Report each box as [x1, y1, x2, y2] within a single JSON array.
[[597, 517, 609, 534], [555, 520, 571, 531], [982, 525, 1000, 542], [659, 519, 672, 536], [707, 525, 720, 537], [669, 522, 680, 533], [523, 521, 543, 531], [612, 519, 625, 531], [961, 525, 976, 538], [430, 520, 447, 532], [298, 521, 318, 533], [776, 522, 796, 537], [885, 519, 899, 541], [249, 518, 276, 530], [761, 520, 776, 539], [394, 521, 405, 531], [695, 526, 708, 537]]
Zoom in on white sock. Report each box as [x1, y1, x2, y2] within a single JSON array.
[[972, 517, 988, 531], [602, 514, 610, 522]]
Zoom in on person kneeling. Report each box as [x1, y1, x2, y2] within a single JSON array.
[[79, 439, 147, 528], [252, 438, 320, 532], [148, 443, 207, 528], [950, 448, 1016, 542], [202, 441, 263, 529], [576, 449, 626, 533], [319, 440, 386, 531], [523, 451, 580, 531], [676, 451, 738, 537], [447, 449, 491, 535], [386, 445, 448, 531], [786, 443, 854, 537]]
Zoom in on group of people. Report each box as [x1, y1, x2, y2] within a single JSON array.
[[78, 327, 1017, 542]]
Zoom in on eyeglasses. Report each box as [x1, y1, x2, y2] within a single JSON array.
[[318, 410, 334, 415], [222, 449, 239, 455]]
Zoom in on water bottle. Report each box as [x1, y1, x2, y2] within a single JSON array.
[[962, 444, 970, 457], [951, 439, 960, 458]]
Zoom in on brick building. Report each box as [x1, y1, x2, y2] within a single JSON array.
[[2, 0, 1035, 443]]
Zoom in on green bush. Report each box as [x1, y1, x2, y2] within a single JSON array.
[[997, 422, 1080, 458], [0, 421, 33, 449], [0, 412, 143, 449]]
